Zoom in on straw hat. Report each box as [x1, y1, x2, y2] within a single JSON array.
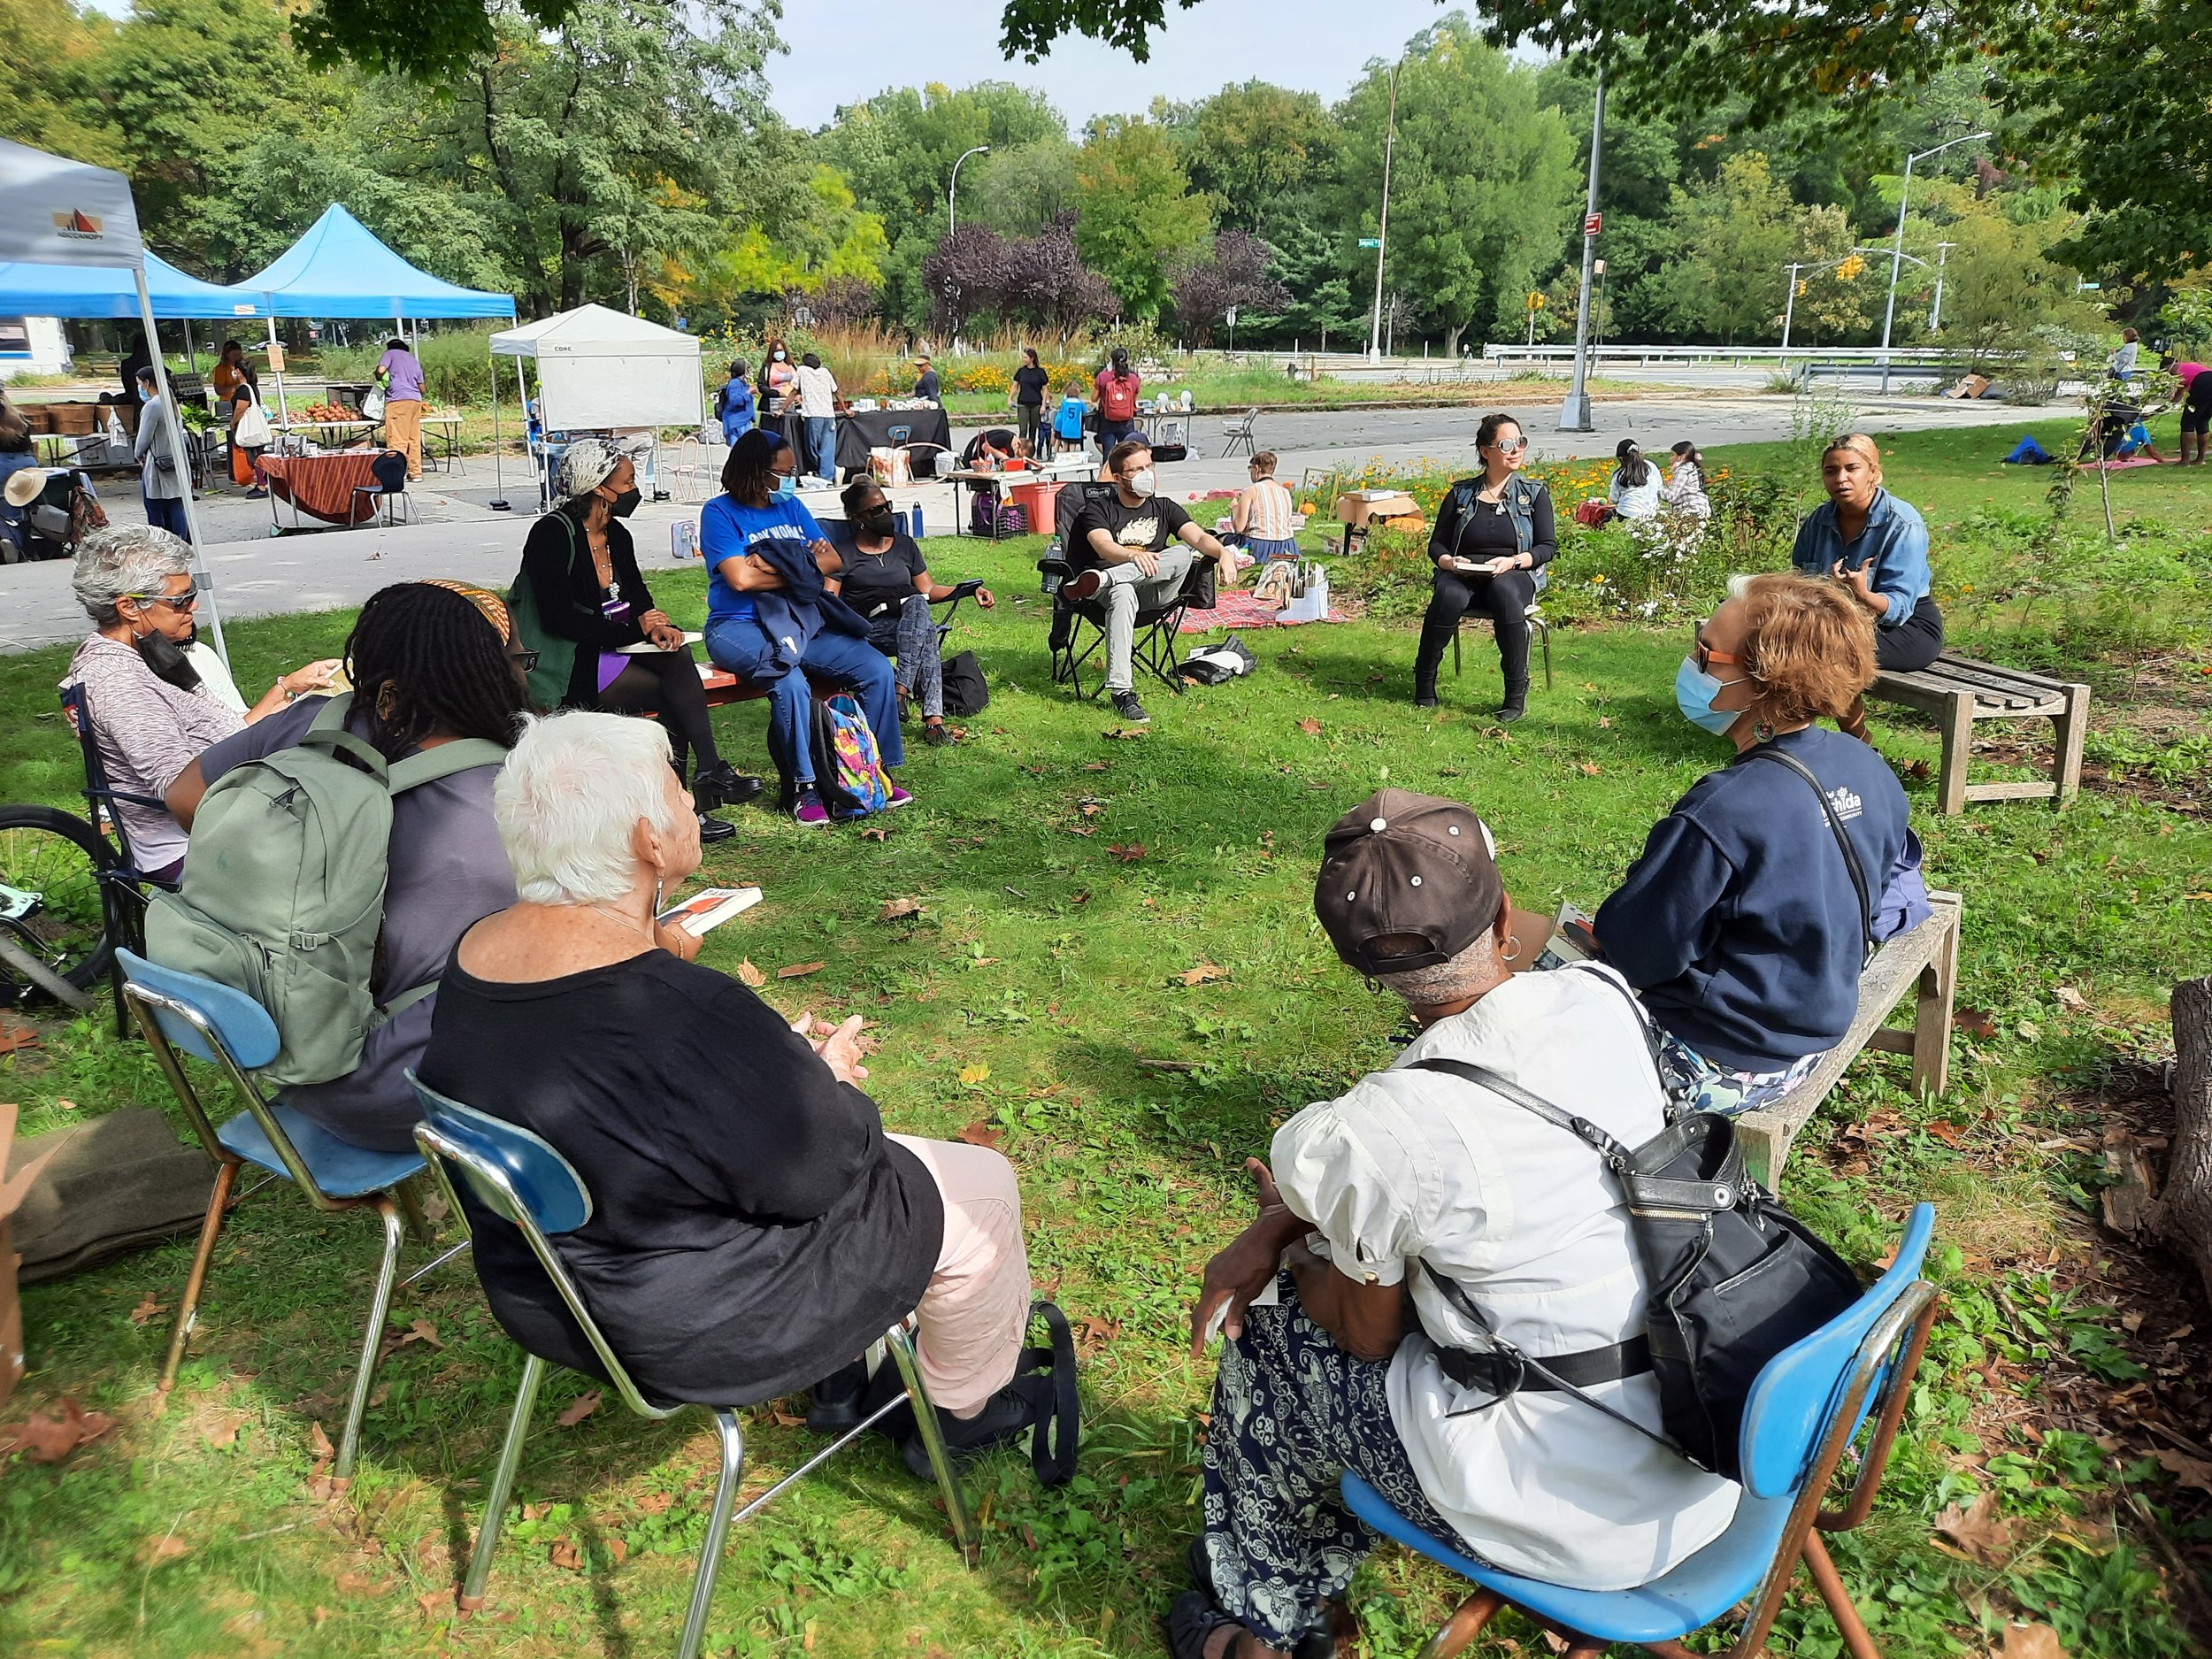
[[4, 468, 59, 509]]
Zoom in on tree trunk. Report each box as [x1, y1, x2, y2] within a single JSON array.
[[1445, 321, 1466, 358], [2155, 975, 2212, 1306]]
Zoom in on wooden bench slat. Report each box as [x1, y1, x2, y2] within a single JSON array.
[[1964, 779, 2062, 802], [1878, 665, 2062, 712]]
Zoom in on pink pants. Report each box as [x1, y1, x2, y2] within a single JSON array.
[[890, 1134, 1032, 1417]]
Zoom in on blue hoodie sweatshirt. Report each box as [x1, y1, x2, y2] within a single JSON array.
[[1594, 726, 1910, 1072]]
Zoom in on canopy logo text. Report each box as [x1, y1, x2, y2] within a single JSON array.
[[50, 209, 104, 241]]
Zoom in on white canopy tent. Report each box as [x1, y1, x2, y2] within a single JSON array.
[[488, 305, 703, 509], [0, 138, 227, 663]]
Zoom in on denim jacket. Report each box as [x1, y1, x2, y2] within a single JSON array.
[[1430, 472, 1557, 592], [1790, 488, 1931, 629]]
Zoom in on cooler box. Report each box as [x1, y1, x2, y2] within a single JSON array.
[[1007, 479, 1056, 535]]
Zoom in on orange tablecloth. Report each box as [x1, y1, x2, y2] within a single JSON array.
[[260, 450, 390, 525]]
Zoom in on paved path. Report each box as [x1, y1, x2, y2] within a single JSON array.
[[1, 391, 2071, 655]]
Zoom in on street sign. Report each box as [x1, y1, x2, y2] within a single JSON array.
[[792, 304, 814, 326], [1357, 237, 1381, 249], [1225, 306, 1238, 326], [1584, 212, 1602, 235], [1594, 259, 1607, 275]]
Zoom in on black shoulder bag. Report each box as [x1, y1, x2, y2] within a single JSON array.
[[1409, 974, 1862, 1480], [1741, 745, 1878, 968]]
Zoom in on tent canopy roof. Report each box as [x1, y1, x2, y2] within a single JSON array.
[[491, 303, 697, 359], [240, 204, 514, 319], [0, 137, 144, 270], [0, 250, 262, 319]]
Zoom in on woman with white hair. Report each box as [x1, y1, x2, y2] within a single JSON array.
[[418, 710, 1068, 1467], [65, 525, 336, 879], [510, 438, 759, 842]]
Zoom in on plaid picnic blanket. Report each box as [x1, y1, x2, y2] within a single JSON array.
[[1179, 588, 1345, 634]]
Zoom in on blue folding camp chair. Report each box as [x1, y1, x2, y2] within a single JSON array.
[[116, 949, 452, 1486], [1342, 1202, 1939, 1659], [407, 1072, 976, 1659]]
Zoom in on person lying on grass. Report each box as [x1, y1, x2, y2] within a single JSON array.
[[1174, 788, 1739, 1659]]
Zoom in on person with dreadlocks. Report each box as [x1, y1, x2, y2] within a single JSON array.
[[169, 581, 533, 1151], [510, 438, 761, 842]]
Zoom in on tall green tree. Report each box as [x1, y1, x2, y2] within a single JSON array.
[[964, 137, 1081, 238], [1071, 118, 1210, 319], [1178, 81, 1336, 233], [1635, 150, 1797, 344], [0, 0, 117, 162], [1333, 19, 1579, 356]]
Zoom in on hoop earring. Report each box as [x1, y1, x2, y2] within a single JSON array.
[[1502, 939, 1520, 964]]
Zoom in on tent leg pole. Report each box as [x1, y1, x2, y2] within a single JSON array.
[[488, 345, 508, 511], [136, 269, 227, 670]]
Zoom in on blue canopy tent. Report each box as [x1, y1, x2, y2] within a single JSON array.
[[0, 250, 265, 320]]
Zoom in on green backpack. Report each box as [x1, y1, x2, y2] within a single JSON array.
[[145, 694, 509, 1089]]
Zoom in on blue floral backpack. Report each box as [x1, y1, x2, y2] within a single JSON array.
[[810, 693, 891, 818]]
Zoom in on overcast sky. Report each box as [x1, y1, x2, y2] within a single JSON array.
[[767, 0, 1459, 129]]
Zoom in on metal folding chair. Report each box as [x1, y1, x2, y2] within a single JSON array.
[[408, 1073, 976, 1659], [1219, 407, 1259, 458], [1342, 1203, 1940, 1659], [1452, 599, 1555, 691], [349, 449, 414, 529], [116, 949, 449, 1486]]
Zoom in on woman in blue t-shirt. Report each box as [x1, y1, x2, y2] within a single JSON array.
[[1790, 433, 1939, 735], [703, 429, 909, 826]]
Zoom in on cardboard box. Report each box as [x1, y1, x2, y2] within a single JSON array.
[[0, 1105, 67, 1410], [1335, 490, 1420, 527]]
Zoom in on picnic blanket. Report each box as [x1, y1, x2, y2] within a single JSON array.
[[1179, 588, 1345, 634], [260, 449, 391, 525], [2087, 457, 2161, 472]]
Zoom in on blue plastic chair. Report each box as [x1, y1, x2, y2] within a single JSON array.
[[116, 949, 448, 1487], [407, 1072, 977, 1659], [1342, 1203, 1940, 1659]]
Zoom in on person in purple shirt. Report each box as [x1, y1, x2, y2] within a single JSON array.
[[375, 336, 427, 481]]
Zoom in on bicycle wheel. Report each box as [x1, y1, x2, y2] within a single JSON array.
[[0, 804, 113, 1008]]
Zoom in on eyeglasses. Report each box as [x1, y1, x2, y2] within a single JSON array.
[[1494, 437, 1527, 454], [510, 649, 541, 673], [127, 585, 198, 611], [1692, 635, 1743, 676]]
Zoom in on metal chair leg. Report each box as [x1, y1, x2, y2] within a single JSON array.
[[331, 1195, 407, 1487], [459, 1351, 546, 1612], [885, 1324, 978, 1566], [159, 1158, 237, 1393], [676, 1409, 747, 1659], [1537, 618, 1554, 688], [396, 1176, 435, 1248], [1801, 1531, 1884, 1659], [1417, 1589, 1502, 1659], [1452, 629, 1462, 677]]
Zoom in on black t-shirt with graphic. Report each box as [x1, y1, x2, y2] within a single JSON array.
[[1068, 491, 1192, 574]]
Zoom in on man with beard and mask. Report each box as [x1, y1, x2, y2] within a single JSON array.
[[64, 525, 339, 880], [826, 478, 995, 747], [1059, 438, 1241, 726], [509, 439, 760, 843]]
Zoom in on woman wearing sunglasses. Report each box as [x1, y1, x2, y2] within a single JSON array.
[[65, 525, 338, 880], [1414, 412, 1556, 720]]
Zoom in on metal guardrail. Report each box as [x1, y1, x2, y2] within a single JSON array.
[[1482, 343, 2052, 369]]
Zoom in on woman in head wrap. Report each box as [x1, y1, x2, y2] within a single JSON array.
[[509, 439, 760, 841]]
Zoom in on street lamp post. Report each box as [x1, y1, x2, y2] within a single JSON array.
[[1560, 69, 1604, 433], [1879, 130, 1989, 392], [1929, 241, 1957, 333], [1781, 261, 1803, 352], [948, 145, 989, 235], [1366, 62, 1402, 365]]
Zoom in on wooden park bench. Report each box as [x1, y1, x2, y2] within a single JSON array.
[[1734, 889, 1962, 1186], [1869, 653, 2089, 816]]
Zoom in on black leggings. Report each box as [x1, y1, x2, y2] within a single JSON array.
[[1875, 598, 1944, 672], [1416, 566, 1539, 686], [595, 648, 720, 778]]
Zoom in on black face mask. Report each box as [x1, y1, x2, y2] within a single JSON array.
[[134, 626, 201, 692], [859, 506, 896, 535], [610, 488, 642, 518]]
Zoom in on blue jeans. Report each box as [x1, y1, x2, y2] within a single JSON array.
[[142, 492, 188, 538], [804, 416, 836, 480], [704, 619, 902, 791]]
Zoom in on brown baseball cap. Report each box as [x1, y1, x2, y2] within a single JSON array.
[[1313, 789, 1504, 975]]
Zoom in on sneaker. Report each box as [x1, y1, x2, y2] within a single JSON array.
[[923, 721, 953, 747], [793, 789, 832, 827], [695, 811, 736, 842], [691, 761, 763, 811], [884, 785, 915, 810], [1060, 568, 1104, 603], [1110, 689, 1150, 724]]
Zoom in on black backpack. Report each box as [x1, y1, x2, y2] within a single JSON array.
[[941, 649, 989, 717], [1409, 976, 1861, 1480]]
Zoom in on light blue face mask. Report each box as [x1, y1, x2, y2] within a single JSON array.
[[772, 473, 797, 502], [1675, 656, 1744, 735]]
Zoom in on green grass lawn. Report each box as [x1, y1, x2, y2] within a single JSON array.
[[1, 432, 2208, 1657]]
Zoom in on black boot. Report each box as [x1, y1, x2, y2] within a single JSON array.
[[1496, 617, 1532, 722], [1498, 677, 1530, 722], [1414, 669, 1439, 709]]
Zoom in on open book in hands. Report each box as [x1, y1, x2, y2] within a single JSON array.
[[655, 886, 762, 938]]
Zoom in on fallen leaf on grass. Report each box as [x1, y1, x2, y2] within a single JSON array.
[[859, 826, 890, 842], [1082, 760, 1111, 772], [1932, 1490, 2016, 1565], [1102, 726, 1148, 741], [417, 1591, 450, 1623], [549, 1540, 582, 1571], [1954, 1008, 1999, 1040], [1108, 842, 1147, 862], [1178, 964, 1229, 987], [378, 1317, 444, 1361], [0, 1022, 40, 1054], [768, 1404, 805, 1428], [556, 1390, 602, 1428], [736, 960, 766, 987], [1296, 718, 1323, 735], [879, 896, 923, 922], [1926, 1121, 1966, 1148], [200, 1409, 248, 1448], [1079, 803, 1102, 817], [956, 1122, 1004, 1150], [606, 1537, 629, 1566], [1907, 759, 1933, 780], [1075, 1316, 1122, 1350], [2152, 1448, 2212, 1494], [635, 1490, 674, 1516], [139, 1533, 190, 1564], [1595, 716, 1612, 728], [127, 1292, 166, 1325], [56, 1098, 76, 1111], [334, 1571, 391, 1597], [958, 1064, 990, 1086], [1990, 1624, 2068, 1659], [1578, 761, 1601, 777], [308, 1420, 334, 1462], [778, 962, 827, 979], [2053, 986, 2089, 1011]]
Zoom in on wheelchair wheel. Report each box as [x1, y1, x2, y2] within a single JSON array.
[[0, 804, 113, 1009]]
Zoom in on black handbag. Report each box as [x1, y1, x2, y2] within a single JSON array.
[[1409, 981, 1861, 1480], [940, 649, 989, 717]]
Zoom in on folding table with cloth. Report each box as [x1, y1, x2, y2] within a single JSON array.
[[834, 405, 953, 480], [259, 449, 408, 530]]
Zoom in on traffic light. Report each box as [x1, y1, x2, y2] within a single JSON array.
[[1837, 254, 1867, 281], [1527, 290, 1545, 311]]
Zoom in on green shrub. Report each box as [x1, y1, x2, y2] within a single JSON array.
[[317, 325, 501, 407]]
